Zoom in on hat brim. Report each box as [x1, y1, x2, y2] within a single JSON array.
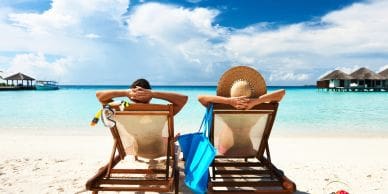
[[217, 66, 267, 98]]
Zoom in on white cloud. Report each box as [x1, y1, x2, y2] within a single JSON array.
[[186, 0, 203, 4], [7, 0, 129, 38], [335, 66, 361, 74], [269, 72, 309, 81], [126, 3, 222, 43], [84, 33, 100, 39], [222, 0, 388, 83], [1, 0, 388, 85], [378, 64, 388, 73], [6, 53, 74, 81]]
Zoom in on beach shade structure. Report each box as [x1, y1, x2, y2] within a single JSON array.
[[378, 68, 388, 89], [86, 104, 179, 194], [317, 70, 353, 89], [207, 102, 296, 193], [4, 72, 35, 87], [350, 67, 385, 89]]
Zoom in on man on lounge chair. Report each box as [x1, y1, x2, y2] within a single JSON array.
[[96, 78, 188, 115], [88, 79, 185, 193], [96, 78, 187, 156]]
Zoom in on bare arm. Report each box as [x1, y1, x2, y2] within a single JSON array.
[[198, 89, 285, 110], [130, 87, 188, 115], [96, 90, 133, 105], [151, 91, 188, 115], [96, 88, 187, 115], [198, 95, 249, 109], [246, 89, 285, 109]]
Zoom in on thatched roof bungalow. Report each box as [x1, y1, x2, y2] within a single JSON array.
[[350, 67, 385, 88], [379, 68, 388, 78], [378, 68, 388, 88], [317, 67, 388, 91], [317, 70, 353, 88], [4, 72, 35, 87]]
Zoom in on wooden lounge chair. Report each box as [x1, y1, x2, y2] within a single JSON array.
[[208, 102, 296, 193], [86, 104, 179, 194]]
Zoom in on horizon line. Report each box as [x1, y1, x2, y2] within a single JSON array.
[[58, 84, 316, 87]]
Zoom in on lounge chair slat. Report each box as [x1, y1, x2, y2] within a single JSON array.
[[215, 169, 272, 175], [96, 179, 171, 185], [111, 169, 167, 174], [92, 186, 170, 192], [211, 180, 283, 187], [213, 162, 265, 167], [208, 189, 293, 194]]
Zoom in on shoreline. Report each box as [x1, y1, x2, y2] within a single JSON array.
[[1, 134, 388, 193], [2, 126, 388, 138]]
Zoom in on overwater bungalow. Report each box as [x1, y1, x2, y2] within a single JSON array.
[[317, 67, 387, 92], [350, 67, 385, 91], [0, 72, 36, 90], [317, 70, 353, 90], [379, 68, 388, 89]]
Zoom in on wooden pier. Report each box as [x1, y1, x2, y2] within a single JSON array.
[[0, 86, 36, 91]]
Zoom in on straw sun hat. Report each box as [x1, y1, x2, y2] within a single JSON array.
[[217, 66, 267, 98]]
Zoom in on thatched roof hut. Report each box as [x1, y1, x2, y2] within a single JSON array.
[[319, 70, 353, 81], [350, 67, 385, 80], [3, 72, 35, 87], [4, 72, 35, 80], [379, 68, 388, 79]]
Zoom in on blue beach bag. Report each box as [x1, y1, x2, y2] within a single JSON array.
[[178, 104, 216, 193]]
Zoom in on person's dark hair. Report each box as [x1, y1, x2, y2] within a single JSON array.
[[131, 78, 151, 89]]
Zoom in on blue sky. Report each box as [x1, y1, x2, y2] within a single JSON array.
[[142, 0, 361, 28], [1, 0, 388, 85]]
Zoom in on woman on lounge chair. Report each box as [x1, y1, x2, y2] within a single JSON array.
[[197, 66, 285, 156]]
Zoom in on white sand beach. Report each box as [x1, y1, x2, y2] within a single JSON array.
[[0, 133, 387, 194]]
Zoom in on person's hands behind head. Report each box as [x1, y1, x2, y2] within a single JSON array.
[[131, 86, 153, 103], [228, 96, 249, 109], [245, 98, 262, 110]]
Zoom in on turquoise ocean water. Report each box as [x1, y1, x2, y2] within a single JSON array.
[[0, 86, 387, 137]]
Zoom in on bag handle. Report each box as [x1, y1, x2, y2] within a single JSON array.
[[197, 103, 214, 137]]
